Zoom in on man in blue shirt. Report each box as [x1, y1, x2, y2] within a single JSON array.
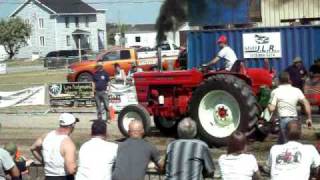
[[286, 57, 308, 91], [93, 62, 110, 120]]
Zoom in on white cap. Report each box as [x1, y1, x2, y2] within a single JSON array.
[[59, 113, 79, 126]]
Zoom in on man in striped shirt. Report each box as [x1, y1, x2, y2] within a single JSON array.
[[164, 118, 215, 180]]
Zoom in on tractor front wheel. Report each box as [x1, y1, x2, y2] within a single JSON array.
[[118, 104, 151, 137], [189, 74, 258, 147]]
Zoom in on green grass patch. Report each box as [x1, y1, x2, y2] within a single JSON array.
[[0, 69, 67, 91], [4, 59, 44, 67]]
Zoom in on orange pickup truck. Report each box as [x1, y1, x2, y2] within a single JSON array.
[[67, 48, 179, 82]]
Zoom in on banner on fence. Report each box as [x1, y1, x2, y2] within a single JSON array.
[[48, 82, 94, 106], [0, 86, 46, 108]]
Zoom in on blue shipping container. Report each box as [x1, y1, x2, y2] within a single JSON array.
[[187, 26, 320, 73], [188, 0, 250, 26]]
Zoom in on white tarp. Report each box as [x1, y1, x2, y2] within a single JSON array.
[[0, 63, 6, 74], [243, 32, 282, 58], [0, 86, 46, 108]]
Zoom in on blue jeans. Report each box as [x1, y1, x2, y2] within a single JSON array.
[[278, 117, 297, 144], [95, 90, 109, 120]]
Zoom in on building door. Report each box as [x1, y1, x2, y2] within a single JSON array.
[[98, 30, 105, 50]]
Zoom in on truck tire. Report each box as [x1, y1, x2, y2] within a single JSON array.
[[154, 116, 178, 136], [118, 104, 151, 137], [189, 74, 258, 147], [77, 72, 93, 82]]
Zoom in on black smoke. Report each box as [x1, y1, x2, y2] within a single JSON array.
[[155, 0, 188, 45]]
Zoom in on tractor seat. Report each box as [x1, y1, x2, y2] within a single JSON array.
[[230, 60, 247, 75]]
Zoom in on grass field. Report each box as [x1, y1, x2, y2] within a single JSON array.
[[0, 69, 67, 91]]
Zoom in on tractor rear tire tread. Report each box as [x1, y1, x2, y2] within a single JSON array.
[[189, 74, 258, 147]]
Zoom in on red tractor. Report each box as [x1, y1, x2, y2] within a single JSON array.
[[117, 62, 274, 146]]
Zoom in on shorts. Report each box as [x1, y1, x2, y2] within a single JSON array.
[[45, 175, 74, 180]]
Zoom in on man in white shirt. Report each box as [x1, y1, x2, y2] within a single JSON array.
[[76, 120, 118, 180], [267, 120, 320, 180], [268, 72, 312, 144], [31, 113, 78, 180], [207, 35, 238, 71]]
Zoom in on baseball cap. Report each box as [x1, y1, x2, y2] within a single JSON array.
[[59, 113, 79, 126], [293, 57, 302, 64], [217, 35, 227, 44]]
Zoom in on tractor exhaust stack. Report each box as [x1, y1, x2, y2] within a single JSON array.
[[157, 46, 162, 71]]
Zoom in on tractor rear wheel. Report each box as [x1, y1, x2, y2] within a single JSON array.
[[154, 116, 178, 136], [118, 104, 151, 137], [189, 74, 258, 147]]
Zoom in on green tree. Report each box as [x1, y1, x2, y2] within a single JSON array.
[[0, 17, 31, 59]]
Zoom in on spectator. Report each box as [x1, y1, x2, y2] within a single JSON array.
[[267, 120, 320, 180], [309, 58, 320, 76], [127, 63, 143, 80], [76, 120, 117, 180], [112, 120, 161, 180], [164, 118, 215, 180], [0, 147, 20, 180], [268, 72, 312, 144], [30, 113, 78, 180], [93, 62, 110, 120], [4, 142, 34, 178], [113, 63, 126, 83], [219, 131, 261, 180], [286, 57, 308, 91]]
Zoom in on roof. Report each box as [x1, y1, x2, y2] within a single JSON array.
[[72, 29, 91, 35], [10, 0, 97, 17], [129, 24, 156, 32], [38, 0, 97, 14]]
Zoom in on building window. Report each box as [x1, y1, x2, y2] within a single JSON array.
[[65, 17, 69, 28], [135, 36, 141, 42], [39, 18, 44, 28], [40, 36, 45, 46], [75, 17, 79, 27], [85, 16, 89, 27], [66, 35, 71, 46]]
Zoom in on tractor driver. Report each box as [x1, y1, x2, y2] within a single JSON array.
[[206, 35, 238, 71]]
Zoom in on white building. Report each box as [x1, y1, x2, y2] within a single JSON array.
[[0, 46, 8, 61], [10, 0, 107, 58], [122, 24, 191, 48]]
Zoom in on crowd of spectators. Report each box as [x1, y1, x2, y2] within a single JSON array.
[[0, 58, 320, 180]]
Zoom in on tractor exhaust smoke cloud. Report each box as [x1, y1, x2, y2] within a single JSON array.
[[155, 0, 187, 45]]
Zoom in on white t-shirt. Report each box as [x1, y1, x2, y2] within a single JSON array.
[[217, 46, 238, 71], [76, 138, 118, 180], [269, 84, 305, 117], [268, 141, 320, 180], [219, 153, 259, 180]]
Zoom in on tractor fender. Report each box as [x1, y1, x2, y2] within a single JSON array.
[[204, 72, 252, 86]]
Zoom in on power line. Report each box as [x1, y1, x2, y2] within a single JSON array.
[[0, 0, 165, 4]]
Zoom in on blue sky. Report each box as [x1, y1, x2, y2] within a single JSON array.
[[0, 0, 163, 24]]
